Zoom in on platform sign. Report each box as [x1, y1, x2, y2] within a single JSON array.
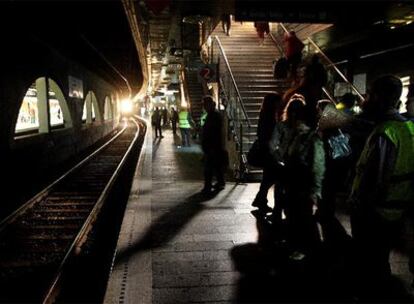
[[68, 76, 84, 99], [197, 64, 218, 83]]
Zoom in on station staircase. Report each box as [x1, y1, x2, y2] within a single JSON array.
[[212, 22, 290, 179]]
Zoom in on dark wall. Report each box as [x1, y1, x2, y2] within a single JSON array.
[[0, 29, 121, 176], [0, 1, 146, 175]]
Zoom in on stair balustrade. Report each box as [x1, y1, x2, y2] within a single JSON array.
[[211, 36, 253, 179], [275, 23, 365, 105]]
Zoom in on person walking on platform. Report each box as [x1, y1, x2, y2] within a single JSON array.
[[152, 107, 163, 138], [170, 107, 179, 135], [349, 75, 414, 284], [178, 106, 193, 147], [251, 93, 283, 214], [201, 96, 227, 194]]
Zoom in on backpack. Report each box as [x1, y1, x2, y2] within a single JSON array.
[[273, 57, 289, 79]]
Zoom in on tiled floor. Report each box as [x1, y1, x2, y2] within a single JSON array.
[[105, 125, 414, 303]]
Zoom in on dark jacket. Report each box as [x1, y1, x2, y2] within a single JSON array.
[[201, 110, 224, 154]]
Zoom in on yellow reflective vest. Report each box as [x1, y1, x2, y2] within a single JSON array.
[[179, 111, 191, 129], [352, 120, 414, 215]]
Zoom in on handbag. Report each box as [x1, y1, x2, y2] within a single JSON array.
[[327, 129, 352, 159], [247, 140, 265, 167]]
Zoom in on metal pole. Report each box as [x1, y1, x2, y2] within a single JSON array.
[[239, 122, 243, 178]]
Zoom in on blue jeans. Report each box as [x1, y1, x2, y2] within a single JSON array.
[[180, 128, 191, 146]]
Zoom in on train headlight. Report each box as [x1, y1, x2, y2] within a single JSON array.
[[121, 99, 133, 114]]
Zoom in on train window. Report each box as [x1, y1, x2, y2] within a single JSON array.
[[82, 91, 101, 124], [15, 82, 40, 133], [15, 77, 72, 135], [48, 79, 72, 128], [82, 102, 87, 122], [399, 76, 410, 113], [104, 96, 113, 120]]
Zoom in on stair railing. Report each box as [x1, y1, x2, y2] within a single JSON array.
[[211, 35, 251, 178], [274, 23, 365, 104]]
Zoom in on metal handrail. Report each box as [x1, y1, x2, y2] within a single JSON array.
[[278, 23, 365, 102], [213, 35, 251, 128], [307, 38, 365, 102], [269, 32, 284, 57], [180, 69, 192, 112]]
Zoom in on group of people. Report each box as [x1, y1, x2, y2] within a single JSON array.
[[151, 106, 171, 138], [251, 62, 414, 285], [151, 97, 228, 194]]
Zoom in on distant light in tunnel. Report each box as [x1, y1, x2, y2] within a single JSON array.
[[121, 99, 133, 114]]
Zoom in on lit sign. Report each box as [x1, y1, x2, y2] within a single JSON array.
[[197, 64, 218, 83]]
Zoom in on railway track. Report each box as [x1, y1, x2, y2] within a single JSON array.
[[0, 117, 146, 303]]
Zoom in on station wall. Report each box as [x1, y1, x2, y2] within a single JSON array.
[[0, 35, 123, 176]]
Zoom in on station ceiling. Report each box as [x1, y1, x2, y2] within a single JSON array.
[[1, 1, 413, 98]]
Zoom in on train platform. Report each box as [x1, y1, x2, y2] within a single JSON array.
[[104, 124, 414, 303]]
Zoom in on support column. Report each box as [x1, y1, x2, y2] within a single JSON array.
[[36, 77, 50, 133]]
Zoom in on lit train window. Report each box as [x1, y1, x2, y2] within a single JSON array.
[[399, 76, 410, 113], [82, 102, 87, 121], [15, 82, 40, 132], [82, 91, 100, 124], [104, 96, 113, 120], [15, 77, 72, 134], [48, 79, 65, 127]]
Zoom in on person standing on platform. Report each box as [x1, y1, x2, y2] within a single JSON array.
[[162, 107, 169, 126], [282, 97, 325, 260], [170, 107, 179, 135], [201, 96, 227, 194], [152, 107, 163, 138], [349, 75, 414, 283], [178, 106, 193, 147]]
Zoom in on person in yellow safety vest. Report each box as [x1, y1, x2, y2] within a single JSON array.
[[178, 107, 193, 147], [349, 75, 414, 284]]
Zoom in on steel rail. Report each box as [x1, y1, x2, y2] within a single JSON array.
[[0, 123, 127, 233], [43, 117, 145, 303]]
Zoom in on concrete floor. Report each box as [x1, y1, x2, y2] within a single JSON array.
[[104, 124, 414, 303]]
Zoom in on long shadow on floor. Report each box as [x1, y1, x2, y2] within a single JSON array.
[[114, 190, 219, 264], [231, 216, 413, 303]]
